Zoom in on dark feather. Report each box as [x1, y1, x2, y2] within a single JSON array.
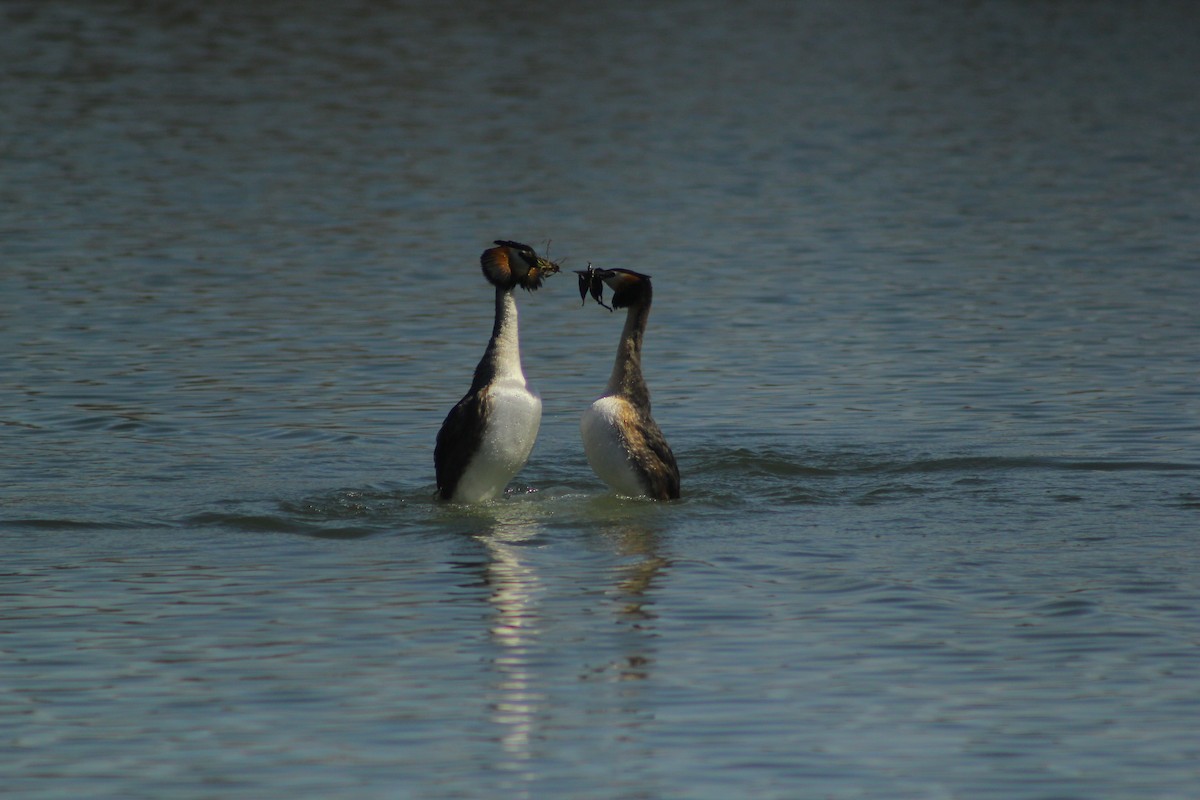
[[609, 270, 652, 310], [434, 387, 492, 500], [632, 416, 681, 500], [493, 239, 532, 251]]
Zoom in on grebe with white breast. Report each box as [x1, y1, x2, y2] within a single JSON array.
[[577, 266, 680, 500], [434, 240, 558, 502]]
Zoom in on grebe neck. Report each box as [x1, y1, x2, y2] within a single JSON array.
[[472, 288, 525, 390], [605, 300, 651, 409]]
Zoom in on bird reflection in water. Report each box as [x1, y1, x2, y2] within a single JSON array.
[[598, 525, 668, 682], [477, 519, 546, 785], [474, 506, 669, 786]]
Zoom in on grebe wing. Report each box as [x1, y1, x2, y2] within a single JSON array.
[[434, 388, 491, 500], [633, 417, 680, 500]]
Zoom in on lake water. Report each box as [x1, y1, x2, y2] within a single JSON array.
[[3, 1, 1199, 797]]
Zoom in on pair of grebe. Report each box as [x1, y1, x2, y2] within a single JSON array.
[[434, 240, 679, 503]]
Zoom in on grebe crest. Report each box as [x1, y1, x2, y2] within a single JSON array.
[[481, 240, 560, 292]]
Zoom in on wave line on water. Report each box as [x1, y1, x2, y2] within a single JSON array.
[[0, 517, 172, 532], [892, 456, 1200, 475], [690, 445, 1199, 477], [679, 443, 1200, 511]]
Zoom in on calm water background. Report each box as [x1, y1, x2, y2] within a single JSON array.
[[3, 1, 1199, 797]]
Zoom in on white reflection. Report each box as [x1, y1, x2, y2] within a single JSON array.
[[479, 513, 546, 788], [472, 500, 670, 791]]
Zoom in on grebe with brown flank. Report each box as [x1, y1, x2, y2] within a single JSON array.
[[577, 266, 680, 500], [434, 240, 558, 502]]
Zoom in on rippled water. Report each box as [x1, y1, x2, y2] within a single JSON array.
[[4, 1, 1199, 798]]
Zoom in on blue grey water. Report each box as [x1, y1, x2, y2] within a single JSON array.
[[3, 1, 1198, 797]]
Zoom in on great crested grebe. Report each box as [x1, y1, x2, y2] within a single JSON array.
[[577, 266, 680, 500], [434, 240, 558, 502]]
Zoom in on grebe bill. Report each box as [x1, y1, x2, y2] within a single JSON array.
[[578, 268, 680, 500], [434, 241, 557, 503]]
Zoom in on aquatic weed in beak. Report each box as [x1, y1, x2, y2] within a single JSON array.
[[575, 263, 613, 311]]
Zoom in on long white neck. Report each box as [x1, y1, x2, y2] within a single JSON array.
[[472, 288, 526, 389]]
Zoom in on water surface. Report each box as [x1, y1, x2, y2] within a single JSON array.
[[3, 2, 1199, 798]]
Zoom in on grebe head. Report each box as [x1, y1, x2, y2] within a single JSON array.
[[481, 240, 560, 291], [575, 266, 652, 310]]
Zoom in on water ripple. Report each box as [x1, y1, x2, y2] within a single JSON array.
[[693, 445, 1199, 478], [684, 443, 1200, 513]]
